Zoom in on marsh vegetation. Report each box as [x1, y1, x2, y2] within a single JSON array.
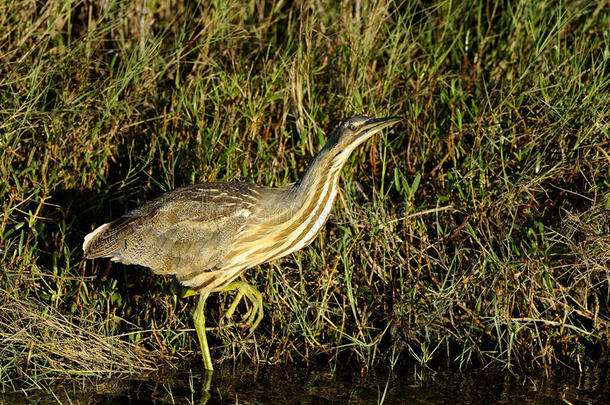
[[0, 0, 608, 393]]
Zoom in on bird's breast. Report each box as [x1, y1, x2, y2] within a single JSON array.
[[222, 174, 341, 270]]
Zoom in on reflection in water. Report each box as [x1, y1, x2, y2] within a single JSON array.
[[1, 363, 609, 404]]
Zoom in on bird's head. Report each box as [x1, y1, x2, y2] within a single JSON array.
[[324, 116, 402, 162], [294, 115, 402, 190]]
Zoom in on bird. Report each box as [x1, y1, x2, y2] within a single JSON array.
[[82, 115, 401, 370]]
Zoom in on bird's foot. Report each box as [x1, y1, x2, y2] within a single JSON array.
[[219, 280, 264, 335], [183, 288, 200, 298]]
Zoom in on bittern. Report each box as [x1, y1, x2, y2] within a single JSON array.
[[83, 116, 401, 370]]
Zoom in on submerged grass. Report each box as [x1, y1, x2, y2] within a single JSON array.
[[0, 0, 608, 389]]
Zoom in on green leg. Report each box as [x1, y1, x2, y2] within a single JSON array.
[[192, 292, 213, 371], [185, 280, 263, 368], [219, 280, 264, 334]]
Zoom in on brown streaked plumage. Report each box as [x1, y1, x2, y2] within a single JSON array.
[[83, 115, 402, 370]]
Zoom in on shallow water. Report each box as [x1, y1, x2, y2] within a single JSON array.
[[3, 364, 609, 404]]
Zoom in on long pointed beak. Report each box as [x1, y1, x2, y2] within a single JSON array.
[[359, 116, 402, 137]]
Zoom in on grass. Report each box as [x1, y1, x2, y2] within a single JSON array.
[[1, 0, 608, 390]]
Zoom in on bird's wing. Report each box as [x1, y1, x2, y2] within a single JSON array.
[[83, 183, 264, 277]]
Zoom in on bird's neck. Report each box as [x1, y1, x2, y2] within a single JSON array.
[[293, 148, 346, 204], [223, 144, 349, 269]]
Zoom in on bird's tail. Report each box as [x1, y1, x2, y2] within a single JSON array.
[[82, 222, 118, 258]]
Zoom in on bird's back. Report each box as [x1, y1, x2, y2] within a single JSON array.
[[83, 183, 274, 280]]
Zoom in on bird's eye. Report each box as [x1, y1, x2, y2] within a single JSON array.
[[348, 123, 358, 131]]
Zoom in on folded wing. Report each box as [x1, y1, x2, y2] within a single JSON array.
[[83, 183, 260, 277]]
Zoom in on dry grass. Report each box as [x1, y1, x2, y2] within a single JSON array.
[[0, 290, 159, 390]]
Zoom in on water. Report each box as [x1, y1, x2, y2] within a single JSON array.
[[2, 364, 608, 404]]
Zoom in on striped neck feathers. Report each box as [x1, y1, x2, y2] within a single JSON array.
[[294, 135, 361, 198]]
